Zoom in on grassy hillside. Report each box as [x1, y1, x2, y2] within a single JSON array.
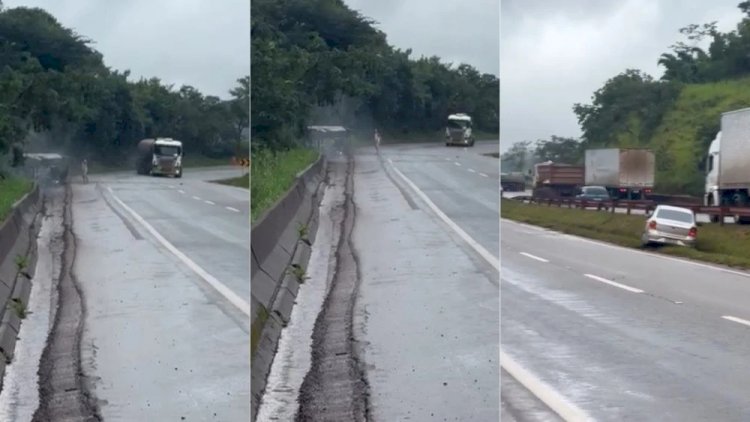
[[648, 77, 750, 195]]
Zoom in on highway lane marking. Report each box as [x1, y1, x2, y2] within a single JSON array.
[[387, 161, 499, 271], [226, 206, 240, 213], [205, 200, 215, 205], [503, 219, 750, 279], [520, 252, 549, 263], [192, 196, 201, 200], [388, 161, 592, 420], [178, 190, 185, 194], [479, 172, 489, 177], [722, 315, 750, 327], [168, 185, 176, 189], [454, 162, 461, 167], [468, 168, 476, 173], [501, 351, 594, 422], [387, 159, 592, 418], [105, 187, 250, 316], [584, 274, 644, 293]]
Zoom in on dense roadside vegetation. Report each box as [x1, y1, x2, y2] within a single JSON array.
[[502, 198, 750, 269], [251, 0, 499, 217], [0, 3, 248, 177], [251, 0, 499, 151], [502, 2, 750, 195]]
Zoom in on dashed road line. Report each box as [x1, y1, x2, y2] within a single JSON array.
[[584, 274, 644, 293], [105, 187, 250, 316], [226, 206, 240, 213], [722, 315, 750, 327], [178, 190, 185, 194], [205, 200, 215, 205], [468, 168, 476, 173], [192, 196, 201, 200], [520, 252, 549, 263], [454, 162, 461, 167], [479, 172, 489, 177]]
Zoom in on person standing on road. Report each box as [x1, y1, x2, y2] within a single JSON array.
[[81, 159, 89, 184], [374, 129, 381, 154]]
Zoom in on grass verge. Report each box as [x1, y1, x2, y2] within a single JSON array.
[[251, 148, 319, 223], [0, 177, 33, 222], [501, 198, 750, 269], [251, 306, 269, 359]]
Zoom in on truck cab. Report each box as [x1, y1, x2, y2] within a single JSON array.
[[137, 138, 183, 177], [445, 114, 475, 147], [705, 132, 721, 207]]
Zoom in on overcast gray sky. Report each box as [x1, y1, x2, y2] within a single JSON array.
[[501, 0, 743, 152], [4, 0, 249, 99], [344, 0, 500, 76]]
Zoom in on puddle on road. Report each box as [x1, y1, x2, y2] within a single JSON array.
[[0, 198, 63, 421], [255, 179, 345, 420]]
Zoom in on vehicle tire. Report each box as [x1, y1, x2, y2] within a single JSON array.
[[175, 170, 182, 178], [469, 139, 475, 147], [736, 215, 750, 225]]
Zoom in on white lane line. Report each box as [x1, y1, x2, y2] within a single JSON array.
[[468, 168, 476, 173], [226, 206, 240, 213], [444, 157, 450, 161], [584, 274, 644, 293], [178, 190, 185, 194], [204, 200, 215, 205], [168, 185, 176, 189], [389, 160, 593, 421], [479, 172, 489, 177], [520, 252, 549, 263], [503, 218, 750, 279], [106, 187, 250, 316], [501, 351, 594, 422], [387, 162, 498, 271], [722, 315, 750, 327], [454, 162, 461, 167], [192, 196, 201, 201]]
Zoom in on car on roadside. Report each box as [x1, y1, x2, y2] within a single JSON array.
[[576, 185, 611, 202], [641, 205, 697, 248]]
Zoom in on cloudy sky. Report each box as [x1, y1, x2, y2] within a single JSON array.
[[344, 0, 500, 76], [501, 0, 743, 152], [4, 0, 249, 99]]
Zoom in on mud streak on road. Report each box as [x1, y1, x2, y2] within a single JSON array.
[[296, 155, 371, 421], [32, 185, 100, 422]]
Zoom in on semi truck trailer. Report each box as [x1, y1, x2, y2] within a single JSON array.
[[584, 148, 655, 200], [532, 161, 585, 199], [705, 107, 750, 222]]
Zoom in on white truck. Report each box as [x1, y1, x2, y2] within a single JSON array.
[[705, 107, 750, 222], [584, 148, 655, 200], [445, 113, 475, 147], [136, 138, 183, 177]]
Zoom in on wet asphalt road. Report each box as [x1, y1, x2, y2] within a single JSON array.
[[73, 167, 249, 421], [502, 218, 750, 421], [352, 142, 500, 420]]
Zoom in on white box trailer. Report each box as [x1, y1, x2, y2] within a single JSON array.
[[584, 148, 655, 200], [705, 107, 750, 222]]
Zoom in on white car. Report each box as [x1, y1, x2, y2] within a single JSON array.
[[641, 205, 697, 248]]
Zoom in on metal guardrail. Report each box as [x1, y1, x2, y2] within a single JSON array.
[[515, 196, 750, 226]]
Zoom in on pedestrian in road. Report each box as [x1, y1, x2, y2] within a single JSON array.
[[81, 159, 89, 184], [374, 129, 381, 154]]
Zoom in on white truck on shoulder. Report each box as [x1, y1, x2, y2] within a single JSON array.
[[445, 113, 475, 147], [705, 107, 750, 222]]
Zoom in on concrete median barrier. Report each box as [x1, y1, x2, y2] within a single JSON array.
[[250, 155, 326, 420], [0, 184, 42, 387]]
